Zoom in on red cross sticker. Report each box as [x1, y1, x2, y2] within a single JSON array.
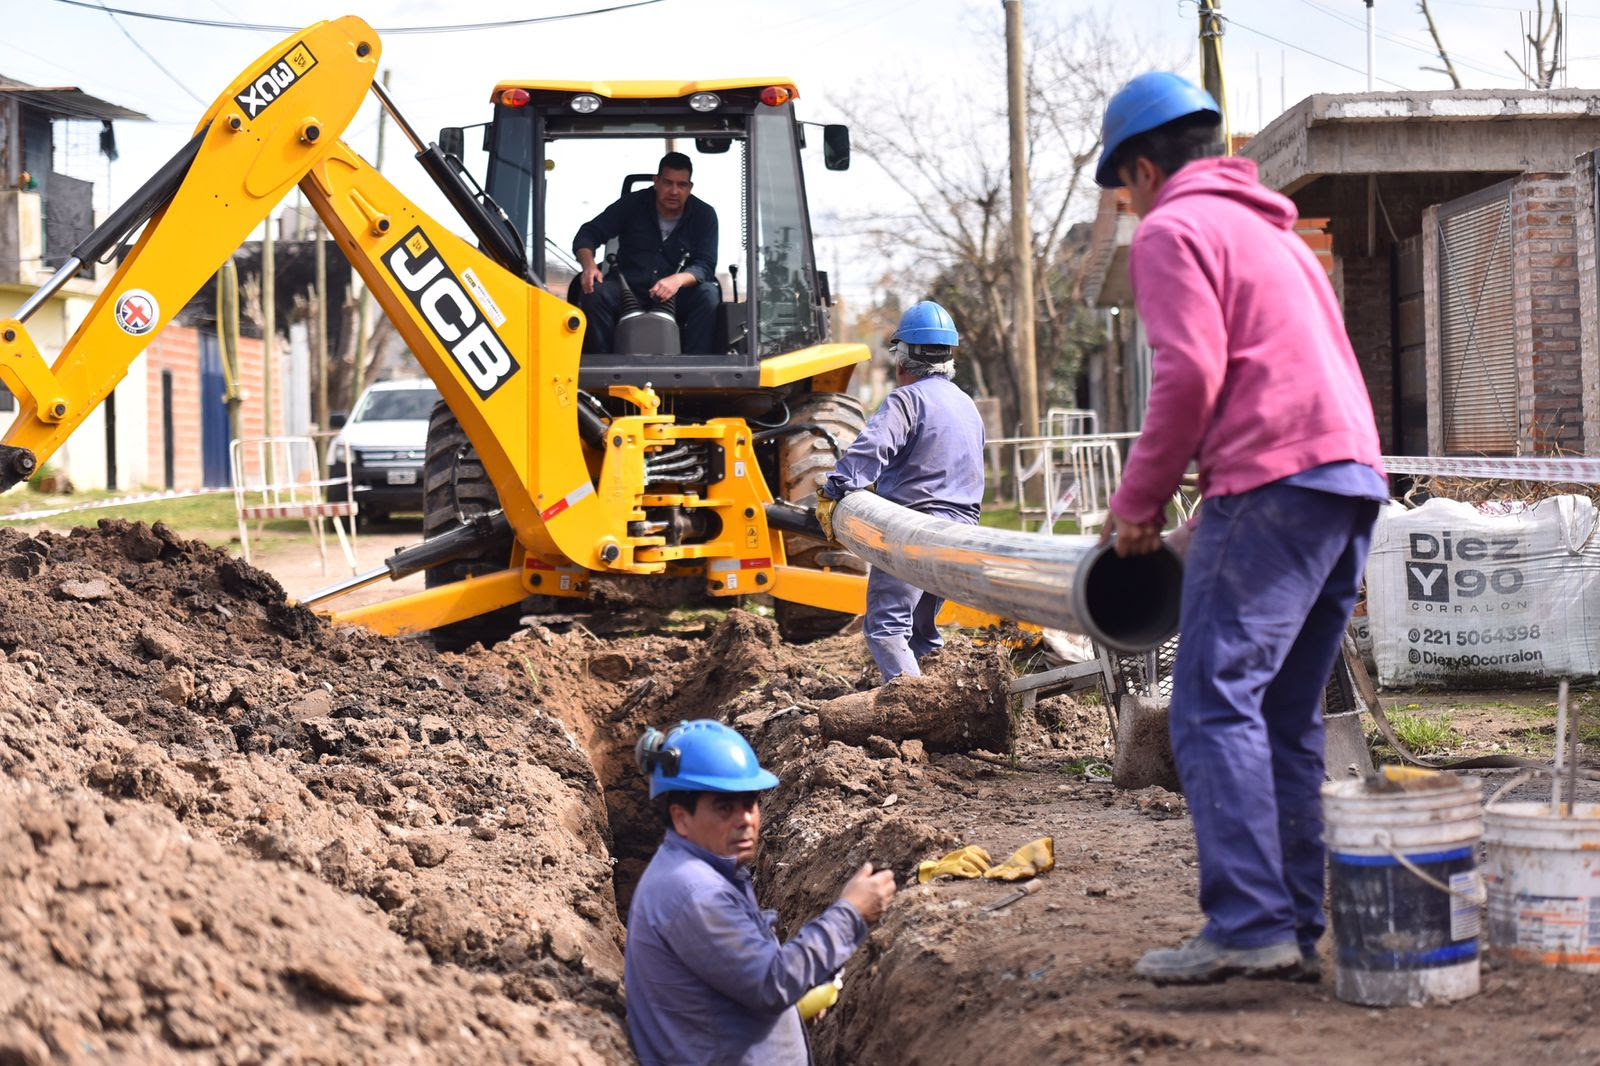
[[115, 290, 159, 336]]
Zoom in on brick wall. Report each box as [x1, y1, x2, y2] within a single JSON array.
[[142, 328, 202, 490], [1510, 173, 1583, 454], [1333, 253, 1395, 451], [1577, 152, 1600, 454], [143, 327, 283, 490]]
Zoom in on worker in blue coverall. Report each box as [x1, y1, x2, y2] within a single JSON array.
[[814, 301, 986, 683], [625, 720, 896, 1065], [1094, 73, 1388, 985], [573, 151, 719, 354]]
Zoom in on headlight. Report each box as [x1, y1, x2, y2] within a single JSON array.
[[688, 92, 720, 112], [570, 94, 602, 114]]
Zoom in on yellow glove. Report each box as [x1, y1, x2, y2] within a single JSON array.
[[814, 496, 838, 542], [983, 836, 1054, 882], [916, 844, 992, 884], [796, 975, 842, 1021]]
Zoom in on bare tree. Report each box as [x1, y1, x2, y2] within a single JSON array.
[[1506, 0, 1564, 89], [1417, 0, 1463, 88], [830, 8, 1141, 437]]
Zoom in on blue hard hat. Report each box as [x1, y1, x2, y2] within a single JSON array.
[[891, 301, 959, 348], [1095, 72, 1220, 188], [635, 720, 780, 798]]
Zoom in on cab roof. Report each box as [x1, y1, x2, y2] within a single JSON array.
[[489, 78, 798, 102]]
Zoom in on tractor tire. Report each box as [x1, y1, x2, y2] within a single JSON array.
[[422, 401, 526, 652], [773, 391, 868, 643]]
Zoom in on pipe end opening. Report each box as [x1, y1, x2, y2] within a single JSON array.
[[1081, 544, 1183, 652]]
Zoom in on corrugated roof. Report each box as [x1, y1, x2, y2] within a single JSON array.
[[0, 77, 148, 122]]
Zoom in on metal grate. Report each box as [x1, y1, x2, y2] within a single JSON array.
[[1112, 636, 1180, 701], [1436, 182, 1518, 455], [1108, 634, 1352, 713]]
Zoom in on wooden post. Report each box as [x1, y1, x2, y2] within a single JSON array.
[[1004, 0, 1038, 437]]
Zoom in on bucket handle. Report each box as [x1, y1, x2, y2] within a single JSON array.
[[1485, 769, 1538, 810], [1371, 830, 1487, 906]]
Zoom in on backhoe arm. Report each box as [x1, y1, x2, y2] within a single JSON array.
[[0, 15, 600, 575], [0, 16, 379, 490]]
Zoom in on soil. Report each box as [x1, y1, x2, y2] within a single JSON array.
[[3, 517, 1599, 1065]]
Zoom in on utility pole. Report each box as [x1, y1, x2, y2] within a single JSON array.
[[1198, 0, 1230, 149], [1365, 0, 1376, 90], [1004, 0, 1038, 437], [353, 68, 390, 402]]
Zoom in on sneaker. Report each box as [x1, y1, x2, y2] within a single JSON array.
[[1134, 936, 1302, 986]]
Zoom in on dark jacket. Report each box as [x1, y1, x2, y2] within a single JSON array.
[[573, 188, 718, 291]]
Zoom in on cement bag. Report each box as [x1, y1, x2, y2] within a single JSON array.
[[1366, 495, 1600, 686]]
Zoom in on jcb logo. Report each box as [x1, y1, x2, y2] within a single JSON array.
[[385, 228, 519, 399], [235, 43, 317, 120]]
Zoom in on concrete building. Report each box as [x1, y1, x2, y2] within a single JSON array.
[[1084, 89, 1600, 459], [0, 76, 145, 490]]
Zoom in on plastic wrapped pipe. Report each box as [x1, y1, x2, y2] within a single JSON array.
[[825, 492, 1182, 653]]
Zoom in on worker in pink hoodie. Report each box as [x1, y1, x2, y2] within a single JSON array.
[[1095, 73, 1387, 986]]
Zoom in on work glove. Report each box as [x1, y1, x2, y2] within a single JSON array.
[[814, 496, 838, 542], [983, 836, 1054, 882], [916, 844, 992, 884]]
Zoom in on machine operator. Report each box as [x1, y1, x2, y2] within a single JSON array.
[[572, 151, 719, 355]]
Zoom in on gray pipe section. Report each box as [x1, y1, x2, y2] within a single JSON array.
[[828, 491, 1182, 653]]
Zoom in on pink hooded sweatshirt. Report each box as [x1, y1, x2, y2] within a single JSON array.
[[1108, 157, 1384, 526]]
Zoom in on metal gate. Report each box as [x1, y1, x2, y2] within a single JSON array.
[[199, 331, 231, 487], [1435, 181, 1517, 455]]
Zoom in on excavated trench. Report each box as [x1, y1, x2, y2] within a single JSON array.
[[9, 521, 1598, 1065], [0, 519, 1016, 1063]]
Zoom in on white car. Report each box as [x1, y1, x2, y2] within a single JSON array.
[[326, 379, 441, 524]]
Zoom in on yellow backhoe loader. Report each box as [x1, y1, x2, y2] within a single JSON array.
[[0, 15, 902, 649]]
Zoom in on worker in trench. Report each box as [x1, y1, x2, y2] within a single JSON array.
[[814, 301, 986, 683], [625, 719, 896, 1064], [1094, 73, 1387, 985]]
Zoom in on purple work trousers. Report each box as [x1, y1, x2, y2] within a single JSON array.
[[1171, 481, 1378, 952]]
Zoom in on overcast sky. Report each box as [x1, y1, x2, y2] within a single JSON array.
[[5, 0, 1597, 307]]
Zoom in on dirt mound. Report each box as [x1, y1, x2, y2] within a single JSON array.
[[0, 521, 629, 1062]]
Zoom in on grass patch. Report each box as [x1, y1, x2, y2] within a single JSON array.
[[979, 504, 1080, 535], [1369, 709, 1462, 760], [1058, 756, 1112, 779], [0, 488, 334, 546]]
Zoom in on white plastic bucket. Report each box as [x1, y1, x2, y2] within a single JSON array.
[[1323, 772, 1485, 1006], [1483, 802, 1600, 971]]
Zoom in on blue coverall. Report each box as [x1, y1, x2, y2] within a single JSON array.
[[1174, 461, 1385, 953], [821, 374, 985, 681], [625, 830, 865, 1065]]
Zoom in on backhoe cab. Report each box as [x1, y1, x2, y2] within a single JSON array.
[[0, 17, 879, 649]]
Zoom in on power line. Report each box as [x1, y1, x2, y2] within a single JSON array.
[[93, 0, 204, 104], [1221, 13, 1413, 91], [51, 0, 668, 34], [1429, 0, 1600, 20], [1295, 0, 1518, 84]]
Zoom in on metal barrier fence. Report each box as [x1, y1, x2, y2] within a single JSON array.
[[230, 436, 357, 575], [987, 430, 1140, 533]]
